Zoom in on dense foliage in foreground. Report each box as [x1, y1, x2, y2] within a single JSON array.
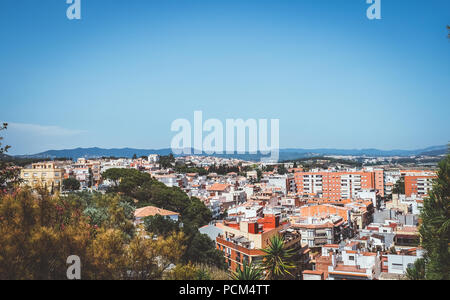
[[406, 152, 450, 280], [0, 188, 227, 279], [102, 168, 226, 269]]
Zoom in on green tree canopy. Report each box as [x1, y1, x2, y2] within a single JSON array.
[[101, 168, 224, 269], [405, 258, 426, 280], [62, 178, 81, 191], [0, 188, 191, 280], [181, 228, 227, 270], [159, 154, 175, 169], [144, 214, 180, 237], [393, 177, 405, 195], [0, 123, 21, 192], [418, 152, 450, 280]]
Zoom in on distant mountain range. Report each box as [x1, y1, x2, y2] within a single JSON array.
[[12, 145, 448, 161]]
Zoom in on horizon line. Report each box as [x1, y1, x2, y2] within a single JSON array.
[[10, 143, 448, 157]]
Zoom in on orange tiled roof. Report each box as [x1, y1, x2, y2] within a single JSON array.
[[207, 183, 230, 191], [134, 206, 179, 218]]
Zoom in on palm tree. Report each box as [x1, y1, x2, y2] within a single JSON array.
[[230, 261, 263, 280], [261, 235, 295, 280]]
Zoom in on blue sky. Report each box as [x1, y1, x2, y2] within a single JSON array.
[[1, 0, 449, 155]]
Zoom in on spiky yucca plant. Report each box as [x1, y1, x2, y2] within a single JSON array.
[[261, 235, 295, 280], [230, 261, 263, 280]]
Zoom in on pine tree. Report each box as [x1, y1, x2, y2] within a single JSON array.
[[418, 152, 450, 280]]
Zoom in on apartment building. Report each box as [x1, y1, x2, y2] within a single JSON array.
[[390, 194, 424, 215], [263, 174, 296, 195], [246, 170, 258, 180], [302, 199, 373, 230], [154, 174, 185, 188], [403, 171, 436, 197], [147, 154, 160, 163], [385, 182, 394, 196], [345, 200, 374, 230], [290, 205, 353, 248], [384, 170, 401, 196], [62, 158, 102, 189], [207, 183, 232, 196], [20, 162, 65, 192], [393, 225, 420, 249], [327, 250, 380, 280], [374, 169, 385, 197], [306, 244, 381, 280], [381, 248, 424, 275], [294, 170, 379, 201], [215, 214, 308, 274], [227, 202, 264, 219]]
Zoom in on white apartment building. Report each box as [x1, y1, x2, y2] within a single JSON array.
[[385, 249, 424, 275], [148, 154, 160, 163], [327, 250, 381, 280], [340, 173, 362, 199], [154, 174, 179, 187]]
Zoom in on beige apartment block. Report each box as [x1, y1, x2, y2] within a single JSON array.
[[20, 162, 65, 192]]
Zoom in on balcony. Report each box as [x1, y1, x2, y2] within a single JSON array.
[[216, 235, 264, 256]]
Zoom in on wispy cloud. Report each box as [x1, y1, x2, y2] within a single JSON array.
[[7, 123, 86, 137], [0, 122, 88, 155]]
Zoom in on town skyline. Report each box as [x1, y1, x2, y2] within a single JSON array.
[[5, 143, 448, 159]]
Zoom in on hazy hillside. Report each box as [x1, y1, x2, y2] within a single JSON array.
[[12, 145, 448, 161]]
